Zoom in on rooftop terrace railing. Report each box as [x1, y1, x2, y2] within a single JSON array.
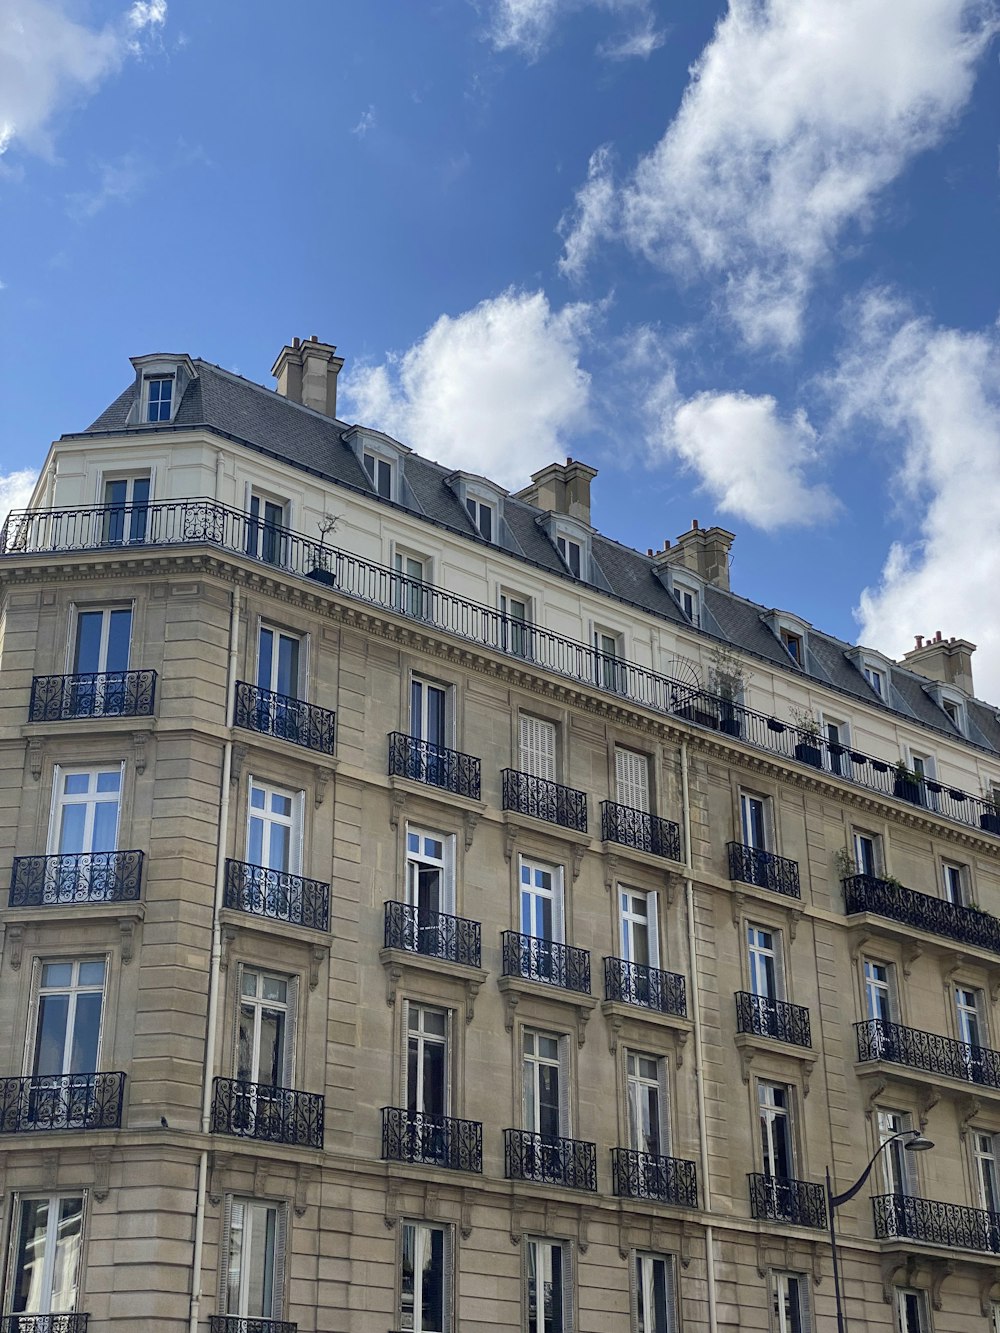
[[5, 498, 997, 837]]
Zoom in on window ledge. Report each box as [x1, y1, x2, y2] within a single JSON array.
[[497, 973, 598, 1047], [846, 914, 1000, 973], [218, 906, 331, 954], [1, 903, 145, 968], [855, 1059, 1000, 1108], [379, 948, 488, 1022], [734, 1031, 818, 1093], [600, 1000, 693, 1058]]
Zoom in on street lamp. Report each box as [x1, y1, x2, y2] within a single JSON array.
[[826, 1128, 934, 1333]]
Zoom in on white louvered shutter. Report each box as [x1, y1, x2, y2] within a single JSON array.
[[562, 1244, 575, 1333], [273, 1204, 288, 1318], [218, 1194, 235, 1312], [615, 748, 649, 812], [520, 715, 556, 781], [657, 1059, 671, 1155], [442, 1225, 455, 1332], [798, 1275, 812, 1333], [557, 1036, 572, 1138], [284, 976, 299, 1086], [400, 998, 410, 1107], [663, 1256, 678, 1333]]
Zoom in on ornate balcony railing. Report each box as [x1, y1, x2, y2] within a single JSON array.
[[383, 900, 482, 968], [9, 850, 143, 907], [501, 769, 587, 832], [844, 874, 1000, 955], [504, 1128, 597, 1191], [873, 1193, 1000, 1254], [603, 957, 687, 1017], [29, 670, 156, 722], [210, 1077, 324, 1148], [856, 1018, 1000, 1088], [209, 1320, 297, 1333], [234, 682, 335, 755], [223, 859, 329, 931], [727, 842, 801, 899], [2, 1318, 91, 1333], [381, 1106, 483, 1172], [748, 1173, 827, 1229], [600, 800, 681, 861], [6, 500, 997, 840], [736, 992, 812, 1048], [0, 1072, 124, 1133], [502, 930, 591, 994], [611, 1148, 698, 1206], [387, 732, 481, 800]]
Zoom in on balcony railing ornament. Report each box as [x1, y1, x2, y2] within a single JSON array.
[[728, 842, 801, 899], [611, 1148, 698, 1205], [210, 1077, 324, 1148], [29, 670, 156, 722], [0, 1072, 125, 1133], [736, 992, 812, 1048], [504, 1128, 597, 1191], [383, 901, 482, 969], [387, 732, 481, 799], [600, 800, 680, 861], [856, 1018, 1000, 1088], [844, 874, 1000, 955], [502, 930, 591, 995], [748, 1172, 827, 1228], [224, 859, 330, 931], [502, 769, 587, 832], [381, 1106, 483, 1173], [234, 682, 335, 755], [603, 957, 687, 1016], [9, 851, 143, 907]]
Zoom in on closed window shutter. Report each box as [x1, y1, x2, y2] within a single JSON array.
[[520, 716, 556, 781], [218, 1194, 235, 1313], [22, 957, 43, 1075], [442, 1225, 455, 1332], [646, 891, 660, 970], [657, 1060, 671, 1156], [231, 963, 245, 1079], [557, 1037, 571, 1138], [798, 1275, 811, 1333], [615, 748, 649, 811], [284, 976, 299, 1086], [273, 1204, 288, 1319], [400, 998, 410, 1107], [561, 1244, 575, 1333], [662, 1256, 678, 1333]]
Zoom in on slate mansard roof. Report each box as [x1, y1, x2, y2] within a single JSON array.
[[77, 356, 1000, 758]]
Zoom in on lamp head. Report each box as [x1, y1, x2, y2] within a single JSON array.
[[904, 1133, 934, 1152]]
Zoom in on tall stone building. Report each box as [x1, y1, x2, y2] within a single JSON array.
[[1, 336, 999, 1333]]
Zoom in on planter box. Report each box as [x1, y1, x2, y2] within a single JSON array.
[[893, 777, 922, 805], [767, 718, 786, 734], [677, 704, 719, 729], [794, 742, 822, 769], [980, 813, 1000, 836], [308, 567, 337, 586]]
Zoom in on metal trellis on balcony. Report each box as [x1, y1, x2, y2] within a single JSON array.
[[603, 957, 687, 1017], [223, 859, 329, 931], [9, 851, 143, 907], [748, 1173, 827, 1228], [600, 800, 681, 860], [501, 769, 587, 832], [611, 1148, 698, 1205], [234, 682, 335, 755], [210, 1077, 324, 1148], [873, 1193, 1000, 1253], [843, 874, 1000, 955], [735, 992, 812, 1048], [727, 842, 801, 899], [29, 670, 157, 721], [856, 1018, 1000, 1088], [383, 900, 482, 968], [501, 930, 591, 994], [0, 1072, 125, 1133], [381, 1106, 483, 1172], [504, 1128, 597, 1191], [387, 732, 481, 799]]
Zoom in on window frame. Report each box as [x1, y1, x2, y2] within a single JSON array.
[[393, 547, 432, 620], [818, 712, 850, 778], [219, 1195, 287, 1321], [942, 859, 969, 907], [245, 487, 290, 566], [47, 764, 125, 857], [668, 575, 700, 627], [757, 1079, 796, 1180], [255, 621, 306, 700], [739, 789, 772, 852], [614, 746, 652, 814], [233, 963, 298, 1089], [245, 776, 304, 875], [619, 886, 660, 969], [519, 856, 565, 945], [862, 957, 897, 1024], [518, 712, 558, 783], [770, 1270, 810, 1333], [399, 1219, 453, 1333], [877, 1110, 916, 1196], [521, 1027, 570, 1139], [852, 829, 883, 878], [524, 1235, 573, 1333], [5, 1192, 87, 1318], [632, 1251, 677, 1333], [895, 1286, 929, 1333], [405, 826, 457, 919], [746, 922, 784, 1002], [25, 955, 110, 1080], [625, 1050, 669, 1158], [364, 449, 395, 500], [403, 1000, 453, 1119], [499, 589, 533, 660]]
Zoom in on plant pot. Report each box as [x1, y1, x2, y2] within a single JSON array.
[[849, 752, 867, 765], [719, 704, 742, 738], [925, 781, 942, 795], [794, 742, 822, 769], [949, 789, 967, 802], [767, 718, 786, 734], [308, 567, 336, 586], [980, 813, 1000, 836], [893, 777, 922, 805], [870, 760, 889, 774], [677, 703, 719, 729], [829, 744, 845, 758]]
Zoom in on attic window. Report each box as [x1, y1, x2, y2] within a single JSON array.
[[145, 376, 173, 422], [864, 664, 886, 698], [557, 534, 582, 577], [670, 576, 701, 626], [780, 628, 803, 665], [364, 451, 393, 499], [466, 496, 494, 542]]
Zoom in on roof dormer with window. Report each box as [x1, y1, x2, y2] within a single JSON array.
[[342, 426, 411, 503], [925, 683, 969, 737], [127, 354, 196, 426], [541, 514, 592, 581], [668, 570, 702, 627], [846, 646, 894, 703], [764, 610, 811, 669], [446, 472, 508, 545]]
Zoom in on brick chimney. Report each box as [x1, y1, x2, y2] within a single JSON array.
[[514, 458, 598, 525], [271, 335, 345, 418], [901, 631, 976, 696], [652, 520, 735, 592]]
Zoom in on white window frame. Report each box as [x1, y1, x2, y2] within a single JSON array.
[[246, 777, 304, 875], [779, 627, 804, 667], [245, 486, 290, 565], [740, 791, 771, 852], [143, 374, 175, 422], [465, 494, 496, 542], [747, 923, 783, 1001], [235, 965, 296, 1088], [895, 1286, 929, 1333], [853, 829, 882, 878], [525, 1236, 573, 1333], [626, 1051, 668, 1158], [519, 857, 565, 944], [758, 1081, 794, 1179], [69, 604, 134, 676], [863, 958, 896, 1023], [47, 765, 124, 856], [771, 1270, 810, 1333], [819, 712, 850, 778], [615, 747, 651, 813], [25, 956, 109, 1079], [393, 547, 432, 620], [499, 589, 533, 660], [256, 622, 305, 699], [973, 1132, 1000, 1214], [404, 1002, 452, 1118], [669, 575, 700, 627], [522, 1028, 570, 1138], [364, 449, 395, 500], [878, 1110, 914, 1196], [619, 887, 660, 969], [862, 661, 888, 699], [220, 1196, 287, 1320], [405, 827, 456, 918], [400, 1219, 453, 1333], [906, 748, 938, 809], [5, 1193, 86, 1317], [633, 1251, 677, 1333], [942, 860, 968, 907]]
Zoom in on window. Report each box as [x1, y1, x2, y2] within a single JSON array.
[[864, 959, 896, 1022], [401, 1221, 452, 1333], [237, 967, 294, 1088], [257, 625, 302, 699], [465, 496, 494, 542], [520, 858, 564, 947], [615, 748, 650, 813], [878, 1111, 914, 1196], [144, 375, 173, 421], [758, 1082, 793, 1180], [49, 767, 122, 857], [991, 1301, 1000, 1333], [619, 888, 659, 969], [247, 779, 301, 874], [853, 830, 881, 878], [69, 606, 133, 716], [364, 450, 394, 499], [500, 591, 532, 660], [594, 630, 624, 693], [556, 534, 582, 578], [908, 752, 937, 809], [895, 1288, 929, 1333], [222, 1197, 286, 1320], [940, 695, 965, 735], [740, 792, 770, 851], [974, 1133, 1000, 1214], [395, 551, 430, 619], [671, 581, 699, 626], [780, 629, 803, 666], [410, 676, 448, 751], [626, 1052, 667, 1157], [525, 1238, 571, 1333], [634, 1253, 676, 1333], [246, 492, 287, 566], [519, 715, 557, 782], [406, 1003, 451, 1120], [30, 958, 107, 1083], [864, 664, 887, 698], [747, 925, 782, 1001], [405, 828, 456, 947], [772, 1272, 810, 1333], [522, 1029, 568, 1138], [823, 717, 848, 778], [942, 861, 968, 907], [102, 475, 150, 545], [8, 1195, 84, 1318], [955, 986, 984, 1048]]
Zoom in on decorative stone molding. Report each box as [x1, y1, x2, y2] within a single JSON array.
[[118, 917, 137, 965], [132, 731, 147, 775], [27, 737, 43, 781], [208, 1150, 233, 1206], [309, 945, 327, 991], [230, 743, 248, 787], [294, 1163, 315, 1217], [7, 924, 25, 971], [91, 1147, 112, 1202]]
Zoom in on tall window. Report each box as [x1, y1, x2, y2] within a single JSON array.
[[400, 1222, 451, 1333], [619, 888, 659, 969], [49, 767, 122, 856], [615, 748, 650, 813], [246, 493, 287, 566], [223, 1198, 285, 1320], [406, 1004, 450, 1120], [465, 496, 494, 541], [556, 534, 582, 578], [634, 1253, 676, 1333], [864, 960, 895, 1021], [31, 958, 106, 1083], [364, 451, 393, 499], [145, 375, 173, 421], [519, 715, 557, 782], [864, 664, 886, 699], [626, 1052, 666, 1158], [955, 986, 984, 1049], [747, 925, 781, 1001], [73, 606, 132, 677], [594, 630, 623, 693], [895, 1288, 928, 1333], [499, 591, 531, 660], [520, 859, 564, 946], [102, 475, 150, 545], [405, 829, 456, 947], [237, 968, 293, 1088], [394, 552, 429, 619], [942, 861, 967, 907], [410, 677, 448, 749], [672, 582, 698, 624], [257, 626, 301, 699], [772, 1272, 809, 1333], [878, 1111, 913, 1196], [246, 780, 301, 873], [9, 1195, 84, 1317], [522, 1030, 566, 1139], [974, 1133, 1000, 1214], [824, 718, 847, 778], [853, 831, 881, 878], [740, 793, 769, 850], [759, 1082, 793, 1180], [526, 1238, 570, 1333], [780, 629, 803, 665]]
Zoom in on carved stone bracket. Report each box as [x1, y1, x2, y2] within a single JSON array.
[[230, 743, 248, 787], [571, 844, 585, 882], [253, 1158, 268, 1198], [918, 1085, 940, 1131], [602, 852, 619, 894], [219, 925, 238, 973], [27, 737, 43, 781], [865, 1078, 889, 1118], [384, 964, 404, 1009], [502, 991, 519, 1034], [41, 1151, 59, 1191], [504, 824, 519, 863], [7, 924, 25, 971], [977, 1267, 1000, 1316], [578, 1210, 591, 1255], [91, 1147, 112, 1202], [881, 1252, 919, 1303], [606, 1013, 624, 1056], [572, 1002, 592, 1048], [959, 1095, 983, 1138], [460, 1189, 473, 1240], [389, 789, 406, 832], [901, 941, 923, 979], [309, 945, 328, 992], [664, 872, 683, 909], [849, 931, 873, 964], [422, 1183, 439, 1221], [293, 1163, 315, 1217], [132, 731, 147, 776], [944, 952, 969, 987], [810, 1239, 823, 1288], [788, 908, 803, 942], [510, 1197, 525, 1246], [674, 1030, 688, 1069], [208, 1150, 233, 1206], [989, 969, 1000, 1005], [118, 917, 136, 965], [314, 766, 331, 808], [463, 810, 479, 851], [462, 980, 481, 1026], [731, 892, 747, 930], [384, 1179, 399, 1230], [679, 1220, 695, 1270], [618, 1218, 629, 1261], [930, 1259, 955, 1311]]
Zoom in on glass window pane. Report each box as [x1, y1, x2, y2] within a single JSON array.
[[96, 771, 121, 794], [13, 1199, 50, 1314], [73, 613, 103, 674], [63, 774, 89, 796], [34, 994, 69, 1076], [70, 993, 103, 1071], [106, 610, 133, 673], [41, 962, 73, 988], [57, 805, 87, 854], [91, 801, 119, 852]]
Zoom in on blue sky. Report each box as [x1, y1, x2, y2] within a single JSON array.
[[2, 0, 1000, 695]]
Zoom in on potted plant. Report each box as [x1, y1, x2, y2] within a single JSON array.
[[870, 759, 889, 774], [767, 717, 786, 734], [893, 761, 923, 806], [709, 644, 751, 738], [833, 846, 856, 882], [790, 707, 822, 769], [980, 786, 1000, 836], [308, 514, 340, 585]]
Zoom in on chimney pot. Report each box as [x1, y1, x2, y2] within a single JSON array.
[[310, 334, 318, 342], [915, 635, 924, 649], [647, 548, 653, 557], [692, 518, 699, 530], [271, 336, 344, 417], [292, 337, 300, 349]]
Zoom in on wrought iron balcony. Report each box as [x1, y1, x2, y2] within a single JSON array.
[[502, 930, 591, 994], [9, 850, 143, 907], [383, 900, 481, 968], [502, 769, 587, 832], [234, 682, 335, 755], [209, 1320, 297, 1333], [728, 842, 801, 899], [0, 1072, 124, 1133], [600, 800, 680, 860], [210, 1077, 324, 1148], [844, 873, 1000, 955], [873, 1193, 1000, 1254], [748, 1173, 827, 1229], [856, 1018, 1000, 1088], [2, 1318, 91, 1333], [5, 501, 999, 842], [387, 732, 481, 799], [612, 1148, 698, 1206], [381, 1106, 483, 1172], [504, 1128, 597, 1191], [223, 859, 329, 931], [29, 670, 156, 722], [603, 957, 686, 1017], [736, 992, 812, 1048]]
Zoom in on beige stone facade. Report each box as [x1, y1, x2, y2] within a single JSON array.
[[1, 347, 1000, 1333]]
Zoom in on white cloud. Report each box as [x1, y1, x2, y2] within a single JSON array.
[[351, 105, 376, 137], [488, 0, 662, 61], [341, 289, 594, 490], [66, 150, 145, 219], [558, 145, 618, 282], [649, 383, 837, 530], [0, 468, 39, 524], [0, 0, 167, 160], [829, 295, 1000, 699], [596, 12, 665, 60], [563, 0, 996, 350]]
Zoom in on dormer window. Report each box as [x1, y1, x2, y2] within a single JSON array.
[[447, 472, 507, 546], [466, 496, 494, 542], [765, 611, 810, 668], [128, 353, 195, 426], [364, 451, 393, 500], [864, 664, 886, 698], [669, 574, 701, 626], [344, 426, 409, 504], [780, 628, 803, 665], [557, 534, 582, 577], [145, 376, 173, 422]]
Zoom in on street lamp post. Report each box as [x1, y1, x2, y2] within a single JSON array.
[[826, 1128, 934, 1333]]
